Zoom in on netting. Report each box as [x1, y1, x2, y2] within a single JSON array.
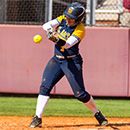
[[0, 0, 129, 27], [94, 0, 130, 27], [0, 0, 46, 24]]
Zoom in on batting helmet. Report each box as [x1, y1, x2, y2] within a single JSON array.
[[63, 2, 86, 24]]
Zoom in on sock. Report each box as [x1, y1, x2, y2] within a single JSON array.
[[94, 110, 100, 115], [36, 95, 50, 118]]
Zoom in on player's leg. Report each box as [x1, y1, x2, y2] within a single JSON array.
[[60, 56, 90, 103], [36, 57, 64, 117], [61, 57, 108, 126], [83, 96, 108, 125], [30, 57, 64, 128]]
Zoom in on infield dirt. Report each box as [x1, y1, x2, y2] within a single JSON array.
[[0, 116, 130, 130]]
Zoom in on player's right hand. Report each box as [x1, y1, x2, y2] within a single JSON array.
[[47, 28, 59, 43]]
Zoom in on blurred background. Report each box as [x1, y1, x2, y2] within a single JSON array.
[[0, 0, 129, 27]]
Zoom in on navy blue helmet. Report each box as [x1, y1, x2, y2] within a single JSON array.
[[63, 2, 86, 23]]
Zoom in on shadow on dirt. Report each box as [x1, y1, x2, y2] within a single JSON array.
[[43, 122, 130, 130], [106, 122, 130, 130]]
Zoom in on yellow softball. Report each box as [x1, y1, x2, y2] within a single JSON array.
[[33, 35, 42, 44]]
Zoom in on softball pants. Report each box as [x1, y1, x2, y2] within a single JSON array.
[[39, 55, 90, 103]]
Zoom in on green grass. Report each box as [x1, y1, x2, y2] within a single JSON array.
[[0, 97, 129, 118]]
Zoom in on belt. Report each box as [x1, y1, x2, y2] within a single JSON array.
[[56, 54, 76, 59]]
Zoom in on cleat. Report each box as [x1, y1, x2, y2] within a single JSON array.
[[94, 111, 108, 126], [29, 115, 42, 128]]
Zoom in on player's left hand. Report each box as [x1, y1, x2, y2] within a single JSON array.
[[47, 28, 59, 43]]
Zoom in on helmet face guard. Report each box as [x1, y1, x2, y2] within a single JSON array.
[[63, 2, 85, 24]]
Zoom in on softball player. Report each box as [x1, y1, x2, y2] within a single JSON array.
[[30, 2, 108, 128]]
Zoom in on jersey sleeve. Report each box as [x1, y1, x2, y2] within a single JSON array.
[[56, 15, 66, 23], [72, 23, 85, 41]]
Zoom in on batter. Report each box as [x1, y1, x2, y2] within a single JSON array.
[[30, 2, 108, 128]]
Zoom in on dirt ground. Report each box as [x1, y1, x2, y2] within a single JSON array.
[[0, 116, 130, 130]]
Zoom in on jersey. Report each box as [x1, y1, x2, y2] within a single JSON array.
[[55, 15, 85, 56]]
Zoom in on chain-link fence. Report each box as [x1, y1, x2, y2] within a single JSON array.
[[0, 0, 129, 27]]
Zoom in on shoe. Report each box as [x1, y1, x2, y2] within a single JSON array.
[[29, 115, 42, 128], [94, 111, 108, 126]]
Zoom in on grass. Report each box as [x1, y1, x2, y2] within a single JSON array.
[[0, 97, 129, 118]]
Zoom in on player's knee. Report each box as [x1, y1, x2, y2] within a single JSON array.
[[39, 85, 51, 96], [76, 92, 91, 103]]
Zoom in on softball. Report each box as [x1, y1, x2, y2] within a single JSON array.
[[33, 35, 42, 43]]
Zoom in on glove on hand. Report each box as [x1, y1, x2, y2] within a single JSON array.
[[47, 28, 59, 43]]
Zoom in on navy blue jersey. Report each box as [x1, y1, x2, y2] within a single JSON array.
[[55, 15, 85, 56]]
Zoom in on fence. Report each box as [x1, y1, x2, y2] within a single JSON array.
[[0, 25, 130, 97], [0, 0, 129, 27]]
